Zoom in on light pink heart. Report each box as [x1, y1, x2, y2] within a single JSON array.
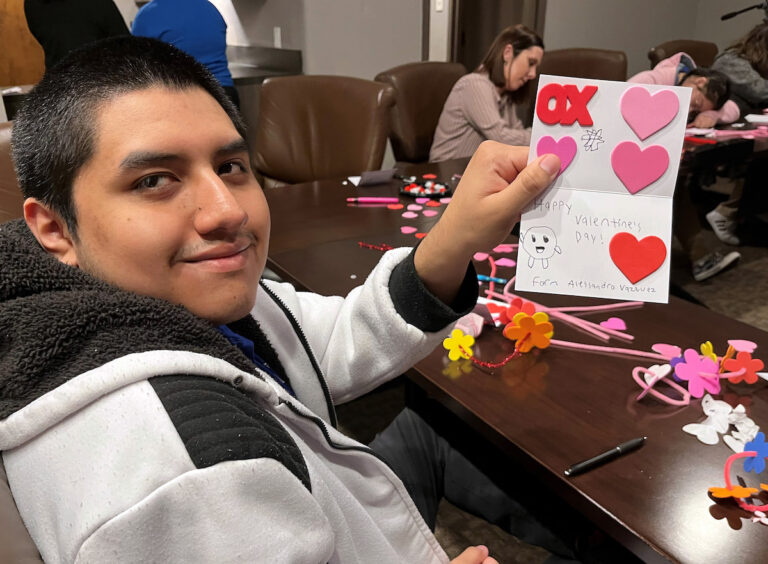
[[473, 252, 489, 261], [402, 211, 418, 219], [536, 135, 577, 175], [652, 343, 682, 360], [439, 197, 452, 204], [400, 226, 417, 234], [415, 197, 430, 204], [493, 244, 515, 253], [407, 204, 423, 211], [422, 210, 439, 217], [599, 317, 626, 331], [494, 258, 516, 268], [621, 86, 679, 141], [611, 141, 669, 194], [728, 339, 758, 353]]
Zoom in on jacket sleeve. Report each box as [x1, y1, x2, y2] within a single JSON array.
[[265, 247, 477, 404], [698, 99, 740, 124], [712, 52, 768, 108]]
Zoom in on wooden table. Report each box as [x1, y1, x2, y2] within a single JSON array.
[[264, 160, 768, 564]]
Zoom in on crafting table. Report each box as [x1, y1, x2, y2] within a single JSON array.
[[264, 159, 768, 564]]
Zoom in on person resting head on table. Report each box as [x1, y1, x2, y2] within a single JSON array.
[[0, 36, 566, 564], [628, 51, 738, 129], [430, 24, 543, 162]]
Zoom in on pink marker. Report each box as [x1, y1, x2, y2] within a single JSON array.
[[346, 197, 400, 204]]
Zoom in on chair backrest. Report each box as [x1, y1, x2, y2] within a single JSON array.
[[648, 40, 718, 69], [374, 61, 467, 164], [0, 122, 25, 223], [538, 48, 628, 81], [253, 75, 395, 187]]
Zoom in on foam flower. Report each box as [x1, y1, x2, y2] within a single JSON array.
[[700, 341, 717, 363], [709, 485, 759, 499], [498, 298, 536, 325], [443, 328, 475, 361], [724, 351, 765, 385], [744, 432, 768, 474], [502, 311, 553, 353], [674, 348, 720, 398]]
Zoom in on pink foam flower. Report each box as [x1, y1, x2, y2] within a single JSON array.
[[674, 348, 720, 398]]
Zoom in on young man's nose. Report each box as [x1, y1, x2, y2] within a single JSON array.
[[192, 173, 248, 235]]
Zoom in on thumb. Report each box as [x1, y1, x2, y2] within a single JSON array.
[[499, 153, 560, 215], [450, 545, 490, 564]]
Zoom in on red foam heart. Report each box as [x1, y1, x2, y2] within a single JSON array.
[[414, 232, 428, 239], [609, 232, 666, 284]]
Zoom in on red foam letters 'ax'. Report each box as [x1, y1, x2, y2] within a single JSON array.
[[609, 232, 667, 284]]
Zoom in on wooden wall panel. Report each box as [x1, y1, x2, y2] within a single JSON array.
[[0, 0, 45, 86]]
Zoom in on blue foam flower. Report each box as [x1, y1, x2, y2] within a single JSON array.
[[744, 432, 768, 473]]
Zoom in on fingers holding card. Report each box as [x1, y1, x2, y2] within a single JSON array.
[[516, 75, 692, 303]]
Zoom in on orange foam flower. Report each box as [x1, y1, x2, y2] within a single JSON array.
[[709, 485, 759, 499], [502, 311, 553, 353]]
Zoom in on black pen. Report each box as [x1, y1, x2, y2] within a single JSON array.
[[564, 436, 646, 477]]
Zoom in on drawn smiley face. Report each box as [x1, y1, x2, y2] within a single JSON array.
[[523, 226, 559, 259]]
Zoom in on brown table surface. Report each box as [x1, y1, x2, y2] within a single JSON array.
[[264, 160, 768, 564]]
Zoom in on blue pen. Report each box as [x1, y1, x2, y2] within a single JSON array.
[[477, 274, 507, 284]]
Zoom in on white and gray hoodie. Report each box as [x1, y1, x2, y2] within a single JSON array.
[[0, 219, 477, 563]]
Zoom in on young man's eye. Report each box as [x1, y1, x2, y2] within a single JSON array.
[[135, 174, 173, 191], [219, 161, 247, 175]]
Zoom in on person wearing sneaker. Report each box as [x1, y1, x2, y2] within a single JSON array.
[[706, 205, 740, 246]]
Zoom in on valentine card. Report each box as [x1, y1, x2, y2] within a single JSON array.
[[515, 75, 691, 303]]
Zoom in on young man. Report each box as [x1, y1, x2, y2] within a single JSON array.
[[0, 37, 563, 563]]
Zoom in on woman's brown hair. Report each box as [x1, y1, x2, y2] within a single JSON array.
[[477, 24, 544, 88], [729, 22, 768, 78]]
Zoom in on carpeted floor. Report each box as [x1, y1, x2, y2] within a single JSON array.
[[336, 214, 768, 563]]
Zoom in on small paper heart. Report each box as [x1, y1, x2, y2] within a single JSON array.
[[426, 200, 441, 207], [652, 343, 682, 360], [400, 226, 417, 234], [415, 197, 430, 204], [422, 210, 439, 217], [407, 204, 423, 211], [401, 211, 418, 219], [473, 252, 489, 261], [414, 232, 428, 239], [728, 339, 757, 353], [387, 203, 404, 210], [643, 364, 671, 385], [599, 317, 627, 331], [493, 244, 515, 253], [494, 258, 516, 268], [439, 197, 452, 204]]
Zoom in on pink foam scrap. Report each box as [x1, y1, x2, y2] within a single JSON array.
[[473, 252, 489, 261], [455, 312, 485, 337], [493, 244, 516, 253], [415, 197, 430, 204], [494, 258, 517, 268]]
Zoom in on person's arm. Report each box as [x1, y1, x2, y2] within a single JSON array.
[[461, 77, 531, 146], [275, 143, 559, 405], [693, 99, 740, 127]]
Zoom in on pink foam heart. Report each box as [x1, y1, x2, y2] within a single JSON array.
[[728, 339, 758, 353], [493, 244, 515, 253], [611, 141, 669, 194], [494, 258, 516, 268], [407, 204, 423, 211], [473, 252, 489, 261], [439, 197, 452, 204], [400, 226, 417, 234], [652, 343, 682, 360], [401, 211, 418, 219], [422, 210, 438, 217], [415, 197, 430, 204], [599, 317, 626, 331], [620, 86, 679, 141], [536, 135, 577, 175]]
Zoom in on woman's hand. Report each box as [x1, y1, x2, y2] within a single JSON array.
[[450, 545, 499, 564]]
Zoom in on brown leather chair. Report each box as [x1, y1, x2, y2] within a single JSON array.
[[252, 75, 395, 188], [538, 48, 628, 81], [648, 40, 718, 69], [0, 122, 25, 223], [374, 61, 467, 164]]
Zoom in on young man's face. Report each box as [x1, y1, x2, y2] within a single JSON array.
[[66, 86, 270, 325]]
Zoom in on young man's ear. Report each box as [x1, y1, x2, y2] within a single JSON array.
[[23, 198, 79, 266]]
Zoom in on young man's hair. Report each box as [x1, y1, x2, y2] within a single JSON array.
[[11, 35, 246, 236], [681, 67, 731, 110]]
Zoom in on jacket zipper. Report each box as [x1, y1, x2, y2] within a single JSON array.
[[260, 281, 338, 428]]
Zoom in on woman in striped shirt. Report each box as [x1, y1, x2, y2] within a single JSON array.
[[430, 25, 543, 162]]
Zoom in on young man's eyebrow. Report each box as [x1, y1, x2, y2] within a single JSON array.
[[119, 139, 249, 171]]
